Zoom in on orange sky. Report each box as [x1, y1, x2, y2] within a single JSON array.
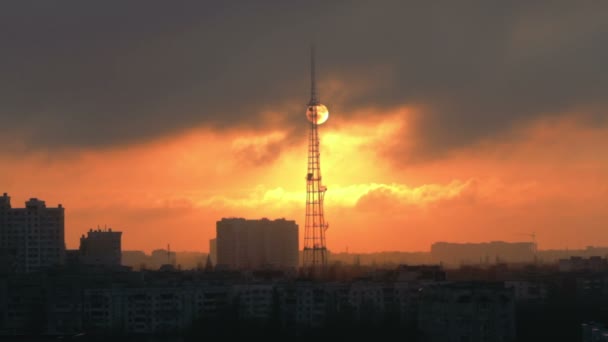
[[2, 106, 607, 253]]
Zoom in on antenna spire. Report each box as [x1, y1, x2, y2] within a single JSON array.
[[309, 45, 318, 105]]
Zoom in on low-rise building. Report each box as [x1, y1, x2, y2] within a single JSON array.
[[582, 322, 608, 342], [233, 283, 276, 321], [504, 281, 547, 302], [559, 256, 608, 272], [418, 282, 515, 342]]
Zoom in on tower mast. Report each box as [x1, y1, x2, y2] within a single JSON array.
[[309, 45, 318, 105], [303, 45, 328, 277]]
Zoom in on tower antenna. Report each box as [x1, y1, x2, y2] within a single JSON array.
[[309, 45, 318, 106], [303, 45, 329, 277]]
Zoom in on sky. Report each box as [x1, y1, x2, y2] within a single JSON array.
[[1, 1, 607, 253]]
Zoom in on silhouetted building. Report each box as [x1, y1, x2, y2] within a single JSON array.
[[431, 241, 536, 266], [209, 238, 217, 265], [151, 248, 176, 268], [0, 193, 65, 273], [121, 250, 206, 270], [79, 228, 122, 266], [559, 256, 608, 272], [122, 250, 147, 269], [65, 249, 81, 267], [396, 264, 446, 282], [216, 218, 298, 270]]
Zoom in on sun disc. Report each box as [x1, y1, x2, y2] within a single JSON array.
[[306, 104, 329, 125]]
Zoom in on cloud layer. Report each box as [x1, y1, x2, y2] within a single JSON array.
[[1, 2, 607, 162]]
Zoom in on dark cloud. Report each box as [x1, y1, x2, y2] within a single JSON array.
[[0, 1, 607, 161]]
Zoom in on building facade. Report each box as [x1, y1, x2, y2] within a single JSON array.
[[216, 218, 298, 270], [0, 193, 65, 273], [418, 282, 516, 342], [582, 322, 608, 342], [79, 228, 122, 266]]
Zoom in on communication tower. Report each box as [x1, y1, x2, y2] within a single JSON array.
[[303, 46, 329, 275]]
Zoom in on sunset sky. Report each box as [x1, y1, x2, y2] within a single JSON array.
[[1, 2, 607, 253]]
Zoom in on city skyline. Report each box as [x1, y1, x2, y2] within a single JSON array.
[[1, 3, 608, 253]]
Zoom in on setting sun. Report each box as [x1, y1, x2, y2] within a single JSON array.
[[306, 104, 329, 125]]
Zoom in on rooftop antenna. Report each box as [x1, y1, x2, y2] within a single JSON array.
[[167, 243, 171, 265]]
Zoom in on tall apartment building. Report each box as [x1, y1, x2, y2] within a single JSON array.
[[0, 193, 65, 273], [79, 228, 122, 266], [216, 218, 298, 270]]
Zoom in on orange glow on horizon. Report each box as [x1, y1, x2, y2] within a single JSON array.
[[1, 108, 607, 253]]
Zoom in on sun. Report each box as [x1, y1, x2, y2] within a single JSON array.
[[306, 104, 329, 125]]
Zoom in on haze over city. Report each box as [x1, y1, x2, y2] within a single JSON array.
[[1, 2, 607, 254]]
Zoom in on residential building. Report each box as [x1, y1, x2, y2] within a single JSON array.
[[79, 228, 122, 266], [582, 322, 608, 342], [0, 193, 65, 273], [418, 282, 516, 342], [216, 218, 298, 270]]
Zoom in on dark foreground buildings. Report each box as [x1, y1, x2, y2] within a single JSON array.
[[0, 264, 518, 340], [2, 255, 608, 340], [2, 194, 607, 340]]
